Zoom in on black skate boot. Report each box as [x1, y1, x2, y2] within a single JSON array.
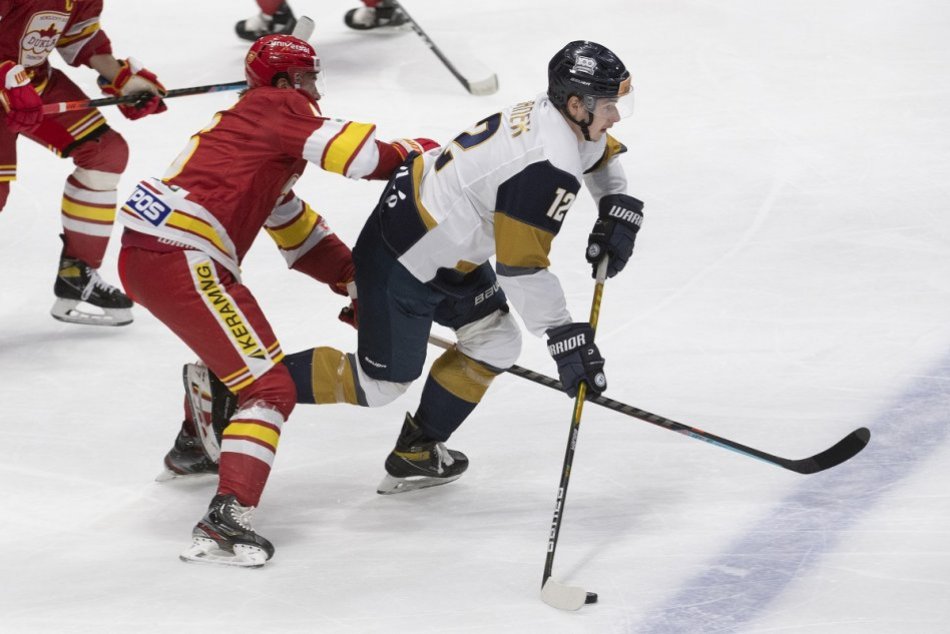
[[377, 413, 469, 494], [344, 1, 407, 30], [235, 2, 297, 41], [156, 420, 219, 482], [180, 494, 275, 567], [51, 239, 133, 326]]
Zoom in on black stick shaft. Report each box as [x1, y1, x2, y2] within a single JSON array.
[[542, 259, 608, 585], [426, 338, 870, 475], [389, 1, 497, 95], [42, 80, 247, 115]]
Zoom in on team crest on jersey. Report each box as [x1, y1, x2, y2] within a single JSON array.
[[572, 55, 597, 76], [19, 12, 69, 68]]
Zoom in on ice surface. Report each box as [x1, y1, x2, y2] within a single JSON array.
[[1, 1, 949, 632]]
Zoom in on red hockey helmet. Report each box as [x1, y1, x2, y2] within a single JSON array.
[[245, 34, 321, 89]]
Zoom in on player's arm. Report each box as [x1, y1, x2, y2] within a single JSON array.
[[264, 192, 355, 298], [582, 134, 644, 278], [58, 1, 166, 120], [279, 104, 436, 180], [494, 163, 610, 397], [493, 163, 581, 337]]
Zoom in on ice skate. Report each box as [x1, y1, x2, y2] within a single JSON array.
[[155, 420, 219, 482], [344, 2, 407, 30], [50, 243, 133, 327], [235, 2, 297, 41], [377, 413, 469, 494], [182, 362, 236, 463], [180, 494, 274, 567]]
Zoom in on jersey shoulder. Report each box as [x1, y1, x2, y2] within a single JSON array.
[[238, 87, 323, 121]]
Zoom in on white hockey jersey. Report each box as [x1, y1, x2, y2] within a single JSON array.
[[377, 94, 629, 336]]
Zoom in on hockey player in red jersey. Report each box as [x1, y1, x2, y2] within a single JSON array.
[[0, 0, 166, 326], [117, 34, 436, 567]]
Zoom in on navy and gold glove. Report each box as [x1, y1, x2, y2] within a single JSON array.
[[586, 194, 644, 278], [547, 322, 606, 398]]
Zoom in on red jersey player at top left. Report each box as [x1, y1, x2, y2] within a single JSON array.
[[0, 0, 166, 327]]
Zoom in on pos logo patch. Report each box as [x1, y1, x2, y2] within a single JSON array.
[[126, 185, 172, 226]]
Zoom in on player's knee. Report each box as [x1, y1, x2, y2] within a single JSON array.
[[71, 130, 129, 175], [354, 360, 411, 407], [456, 308, 522, 370], [237, 363, 297, 420]]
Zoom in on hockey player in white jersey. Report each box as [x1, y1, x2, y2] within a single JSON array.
[[280, 40, 645, 493]]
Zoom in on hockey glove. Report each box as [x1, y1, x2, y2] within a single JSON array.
[[586, 194, 644, 278], [0, 61, 43, 133], [99, 58, 167, 120], [391, 137, 440, 161], [547, 322, 607, 398], [338, 299, 359, 329]]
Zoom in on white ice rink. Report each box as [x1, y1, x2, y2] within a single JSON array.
[[2, 1, 949, 632]]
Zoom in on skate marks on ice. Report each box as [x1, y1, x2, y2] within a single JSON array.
[[635, 352, 950, 633]]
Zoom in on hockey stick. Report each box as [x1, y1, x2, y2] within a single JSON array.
[[41, 81, 247, 115], [539, 258, 609, 611], [390, 1, 499, 96], [427, 334, 871, 475], [41, 17, 318, 115]]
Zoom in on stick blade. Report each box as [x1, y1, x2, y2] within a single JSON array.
[[541, 578, 589, 611], [790, 427, 871, 474], [292, 16, 315, 41], [464, 73, 499, 96]]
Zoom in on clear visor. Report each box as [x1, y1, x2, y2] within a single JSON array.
[[291, 68, 327, 101], [583, 90, 635, 120]]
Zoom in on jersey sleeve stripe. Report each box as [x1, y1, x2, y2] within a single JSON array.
[[265, 202, 318, 248], [320, 122, 376, 175], [494, 212, 554, 271]]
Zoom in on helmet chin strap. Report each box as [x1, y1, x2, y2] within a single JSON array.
[[562, 107, 595, 142], [557, 96, 596, 141]]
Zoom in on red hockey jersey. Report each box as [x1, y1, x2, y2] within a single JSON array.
[[120, 86, 407, 281], [0, 0, 111, 90]]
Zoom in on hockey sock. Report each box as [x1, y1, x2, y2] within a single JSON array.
[[217, 404, 284, 507], [282, 347, 363, 405], [414, 348, 499, 441]]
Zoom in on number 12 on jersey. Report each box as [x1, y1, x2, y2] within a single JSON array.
[[546, 187, 575, 222]]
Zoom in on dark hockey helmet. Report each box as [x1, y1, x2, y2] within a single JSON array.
[[548, 41, 634, 121], [245, 34, 322, 93]]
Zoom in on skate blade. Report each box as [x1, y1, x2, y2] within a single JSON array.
[[155, 468, 218, 483], [179, 537, 269, 568], [51, 298, 132, 327], [376, 473, 462, 495]]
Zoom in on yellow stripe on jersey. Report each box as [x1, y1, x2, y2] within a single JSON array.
[[265, 204, 321, 250], [67, 111, 99, 134], [493, 212, 554, 271], [452, 260, 480, 274], [62, 198, 115, 222], [322, 122, 375, 175], [31, 75, 50, 95], [586, 134, 628, 173], [166, 211, 230, 254], [411, 155, 439, 231], [223, 422, 281, 449], [57, 22, 100, 47], [430, 348, 498, 404]]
